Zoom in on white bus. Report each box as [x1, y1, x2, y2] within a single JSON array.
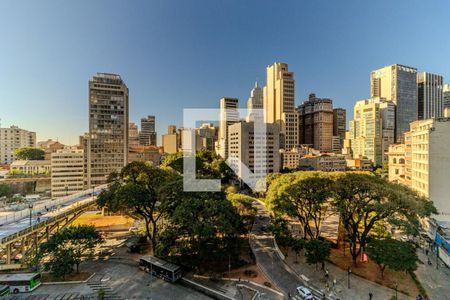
[[0, 273, 41, 293]]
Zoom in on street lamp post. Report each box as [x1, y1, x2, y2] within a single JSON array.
[[395, 283, 398, 300], [347, 267, 351, 289], [28, 202, 33, 226]]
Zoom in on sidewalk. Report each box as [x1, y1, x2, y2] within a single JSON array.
[[415, 249, 450, 300]]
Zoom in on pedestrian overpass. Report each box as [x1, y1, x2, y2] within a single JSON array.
[[0, 184, 108, 270]]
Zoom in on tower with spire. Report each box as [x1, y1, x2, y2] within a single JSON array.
[[246, 80, 263, 122]]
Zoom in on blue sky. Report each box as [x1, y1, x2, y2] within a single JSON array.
[[1, 0, 449, 145]]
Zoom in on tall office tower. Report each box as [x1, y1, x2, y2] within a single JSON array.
[[87, 73, 128, 187], [263, 62, 298, 150], [139, 115, 157, 146], [348, 97, 395, 167], [297, 94, 334, 152], [228, 121, 281, 182], [443, 84, 450, 113], [333, 108, 346, 141], [217, 97, 239, 159], [417, 72, 444, 119], [128, 122, 140, 148], [371, 64, 417, 143], [51, 147, 85, 198], [246, 81, 263, 122], [0, 125, 36, 164]]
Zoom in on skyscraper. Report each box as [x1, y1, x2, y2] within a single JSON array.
[[139, 115, 157, 146], [217, 97, 239, 159], [371, 64, 418, 142], [87, 73, 128, 187], [246, 81, 263, 122], [128, 122, 139, 148], [443, 84, 450, 115], [348, 97, 395, 166], [333, 108, 346, 141], [417, 72, 444, 119], [263, 62, 298, 150], [297, 94, 334, 152]]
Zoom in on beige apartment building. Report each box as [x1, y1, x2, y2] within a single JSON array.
[[228, 122, 280, 182], [217, 97, 239, 159], [87, 73, 129, 187], [247, 81, 263, 122], [162, 125, 179, 154], [51, 148, 85, 198], [0, 126, 36, 165], [388, 118, 450, 221], [263, 62, 298, 150]]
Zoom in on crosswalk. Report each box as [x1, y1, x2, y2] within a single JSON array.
[[87, 274, 122, 300]]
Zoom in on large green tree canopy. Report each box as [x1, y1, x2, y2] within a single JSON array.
[[14, 147, 45, 160]]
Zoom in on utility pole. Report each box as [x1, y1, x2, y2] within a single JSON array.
[[347, 267, 351, 289]]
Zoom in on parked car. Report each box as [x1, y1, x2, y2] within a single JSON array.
[[297, 286, 313, 300]]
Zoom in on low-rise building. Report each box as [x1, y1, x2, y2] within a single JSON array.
[[10, 160, 51, 175], [346, 158, 373, 171], [387, 144, 406, 184], [128, 146, 162, 166], [38, 139, 66, 160], [299, 153, 346, 172], [51, 148, 84, 198]]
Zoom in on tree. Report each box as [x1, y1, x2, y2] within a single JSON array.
[[156, 190, 243, 268], [267, 172, 334, 239], [0, 183, 12, 198], [227, 193, 257, 216], [40, 225, 103, 278], [304, 239, 331, 270], [13, 147, 45, 160], [366, 238, 419, 278], [97, 162, 177, 251], [332, 173, 436, 266]]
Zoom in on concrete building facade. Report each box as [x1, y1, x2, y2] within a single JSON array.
[[217, 97, 239, 159], [297, 94, 334, 152], [298, 154, 346, 172], [246, 81, 263, 122], [263, 62, 298, 150], [128, 122, 140, 148], [51, 148, 85, 198], [0, 126, 36, 165], [139, 115, 157, 146], [87, 73, 128, 187], [228, 122, 280, 182], [371, 64, 418, 143], [417, 72, 444, 119]]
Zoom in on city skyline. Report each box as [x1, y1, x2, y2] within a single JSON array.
[[1, 0, 450, 145]]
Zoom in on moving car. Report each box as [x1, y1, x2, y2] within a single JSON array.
[[297, 286, 313, 300]]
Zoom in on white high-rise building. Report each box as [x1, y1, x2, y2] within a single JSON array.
[[263, 62, 298, 150], [417, 72, 444, 119], [228, 121, 280, 183], [0, 125, 36, 164], [348, 97, 395, 166], [247, 81, 263, 122], [217, 97, 239, 159], [51, 147, 85, 198]]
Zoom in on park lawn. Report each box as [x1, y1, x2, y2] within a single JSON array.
[[42, 271, 92, 282], [328, 248, 420, 297], [72, 211, 134, 228]]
